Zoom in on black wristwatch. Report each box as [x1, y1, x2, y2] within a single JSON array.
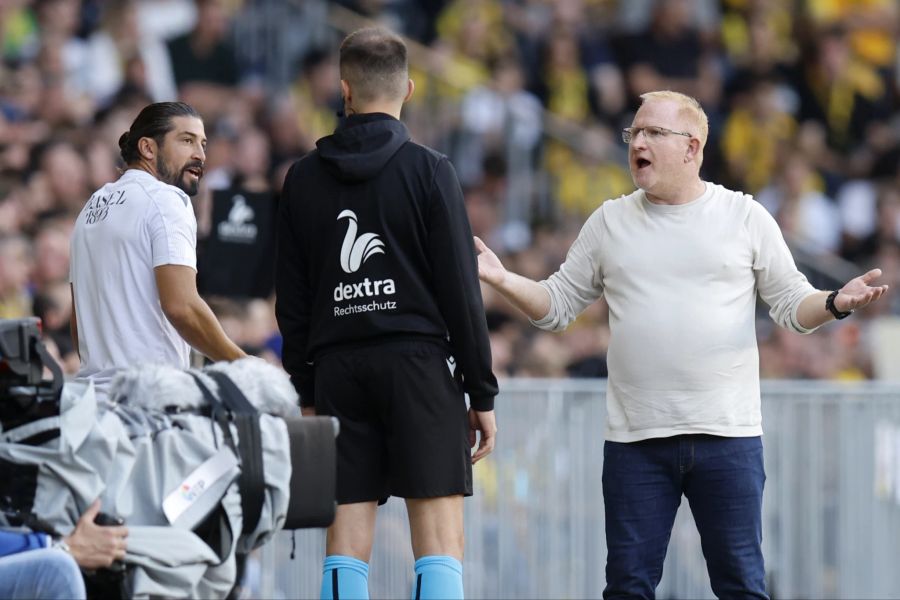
[[826, 290, 852, 320]]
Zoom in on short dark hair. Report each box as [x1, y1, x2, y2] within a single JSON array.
[[339, 27, 408, 104], [118, 102, 200, 165]]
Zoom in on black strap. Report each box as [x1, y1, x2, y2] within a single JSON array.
[[204, 371, 266, 537], [189, 374, 237, 454]]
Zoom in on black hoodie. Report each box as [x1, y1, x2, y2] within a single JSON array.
[[276, 113, 498, 411]]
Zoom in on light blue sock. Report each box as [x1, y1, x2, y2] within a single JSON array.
[[412, 555, 464, 600], [321, 555, 369, 600]]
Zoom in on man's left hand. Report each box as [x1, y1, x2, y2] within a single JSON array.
[[835, 268, 889, 312]]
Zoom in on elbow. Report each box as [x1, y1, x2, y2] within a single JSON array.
[[546, 320, 570, 333], [531, 311, 568, 333], [769, 302, 815, 335]]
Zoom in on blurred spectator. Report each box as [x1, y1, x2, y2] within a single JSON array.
[[265, 98, 307, 171], [0, 1, 41, 63], [617, 0, 720, 39], [0, 182, 27, 235], [0, 234, 34, 319], [85, 137, 120, 191], [232, 0, 333, 92], [434, 0, 512, 84], [456, 52, 542, 192], [533, 26, 593, 122], [0, 63, 52, 172], [721, 75, 796, 193], [757, 152, 842, 255], [837, 178, 881, 261], [32, 279, 79, 373], [289, 48, 341, 151], [543, 125, 632, 217], [84, 0, 177, 106], [517, 332, 571, 378], [465, 185, 503, 248], [535, 1, 628, 127], [198, 126, 277, 299], [32, 0, 95, 125], [30, 139, 90, 214], [794, 24, 891, 157], [721, 0, 797, 85], [562, 321, 609, 379], [618, 0, 722, 109], [206, 295, 281, 361], [136, 0, 196, 42], [166, 0, 240, 118], [869, 242, 900, 316], [803, 0, 898, 74], [30, 217, 71, 290]]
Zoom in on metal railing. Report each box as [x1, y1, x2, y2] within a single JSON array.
[[252, 379, 900, 599]]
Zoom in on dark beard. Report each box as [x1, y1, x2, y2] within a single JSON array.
[[156, 155, 199, 196]]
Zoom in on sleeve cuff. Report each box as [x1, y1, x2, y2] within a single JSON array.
[[528, 282, 557, 330], [790, 301, 818, 335], [293, 377, 315, 408], [469, 394, 495, 412]]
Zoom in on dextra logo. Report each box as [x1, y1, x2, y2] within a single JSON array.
[[228, 195, 254, 225], [337, 210, 385, 273], [218, 195, 257, 243]]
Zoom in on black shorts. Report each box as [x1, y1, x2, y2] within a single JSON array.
[[314, 340, 473, 504]]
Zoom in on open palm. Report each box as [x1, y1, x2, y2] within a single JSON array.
[[474, 236, 507, 286], [835, 268, 889, 312]]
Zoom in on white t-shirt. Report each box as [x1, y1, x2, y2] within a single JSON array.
[[534, 182, 818, 442], [70, 169, 197, 396]]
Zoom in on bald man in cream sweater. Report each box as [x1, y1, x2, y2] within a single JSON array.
[[476, 90, 888, 598]]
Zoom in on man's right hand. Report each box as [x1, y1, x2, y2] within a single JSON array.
[[474, 236, 507, 287], [473, 236, 552, 321], [65, 499, 128, 569]]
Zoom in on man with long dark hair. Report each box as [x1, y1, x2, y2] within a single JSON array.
[[276, 28, 498, 600], [70, 102, 245, 397]]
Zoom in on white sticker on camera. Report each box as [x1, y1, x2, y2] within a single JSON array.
[[162, 446, 238, 524]]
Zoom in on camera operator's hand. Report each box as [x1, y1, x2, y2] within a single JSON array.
[[64, 499, 128, 569]]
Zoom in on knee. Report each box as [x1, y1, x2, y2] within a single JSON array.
[[41, 550, 86, 599]]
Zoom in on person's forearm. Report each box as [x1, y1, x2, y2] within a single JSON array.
[[796, 290, 834, 330], [492, 271, 552, 321], [165, 299, 246, 362]]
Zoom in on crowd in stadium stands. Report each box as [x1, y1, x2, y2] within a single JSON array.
[[1, 0, 898, 384]]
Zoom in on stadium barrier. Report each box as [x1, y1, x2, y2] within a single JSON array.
[[255, 379, 900, 599]]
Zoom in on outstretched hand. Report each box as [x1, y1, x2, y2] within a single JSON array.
[[474, 236, 506, 286], [835, 268, 889, 313]]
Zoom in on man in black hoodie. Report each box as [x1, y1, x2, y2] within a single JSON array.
[[276, 27, 498, 600]]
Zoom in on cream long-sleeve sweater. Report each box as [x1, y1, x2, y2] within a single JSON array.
[[534, 182, 818, 442]]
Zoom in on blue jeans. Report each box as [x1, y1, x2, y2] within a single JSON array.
[[0, 548, 86, 600], [602, 435, 768, 600]]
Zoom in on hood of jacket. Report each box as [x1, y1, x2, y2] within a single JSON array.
[[316, 112, 411, 182]]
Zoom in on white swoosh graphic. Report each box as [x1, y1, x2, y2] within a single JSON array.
[[337, 210, 385, 273]]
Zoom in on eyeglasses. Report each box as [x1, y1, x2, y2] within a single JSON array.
[[622, 125, 692, 144]]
